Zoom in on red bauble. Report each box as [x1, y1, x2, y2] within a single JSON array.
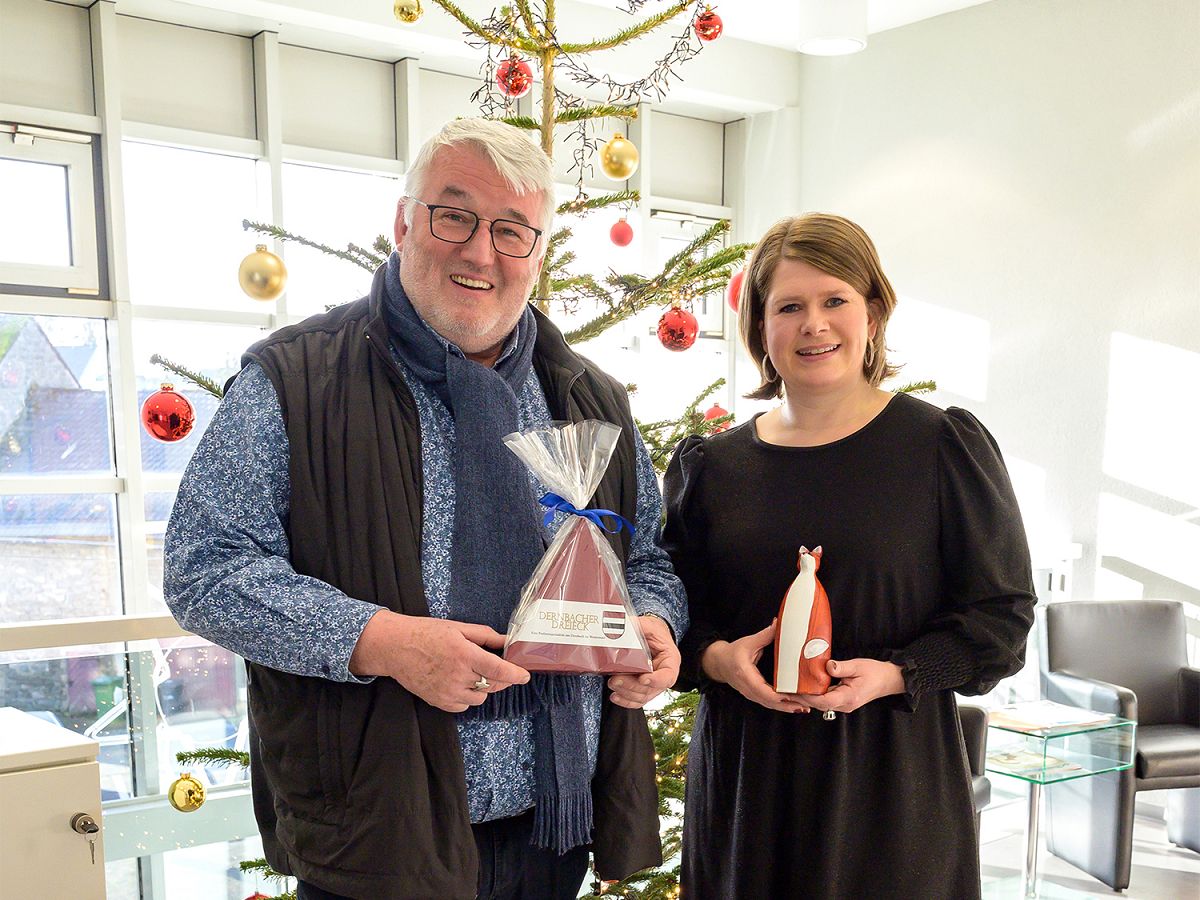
[[610, 218, 634, 247], [694, 7, 724, 41], [244, 894, 271, 900], [496, 57, 534, 98], [141, 383, 195, 443], [726, 269, 745, 312], [657, 305, 699, 352], [704, 402, 730, 433]]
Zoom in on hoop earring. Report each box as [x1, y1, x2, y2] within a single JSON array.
[[864, 341, 876, 369], [763, 355, 779, 381]]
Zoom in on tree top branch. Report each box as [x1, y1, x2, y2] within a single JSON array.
[[558, 0, 693, 54]]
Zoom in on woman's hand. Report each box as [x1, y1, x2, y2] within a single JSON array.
[[797, 658, 905, 715], [701, 620, 810, 713]]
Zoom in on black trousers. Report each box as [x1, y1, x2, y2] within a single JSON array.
[[295, 809, 590, 900]]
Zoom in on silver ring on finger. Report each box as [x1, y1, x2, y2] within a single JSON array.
[[472, 675, 490, 692], [822, 709, 837, 720]]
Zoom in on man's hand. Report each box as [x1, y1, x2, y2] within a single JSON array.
[[797, 658, 905, 715], [349, 610, 530, 713], [700, 620, 810, 714], [607, 615, 681, 709]]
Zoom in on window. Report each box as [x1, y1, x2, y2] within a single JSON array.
[[0, 126, 100, 293], [0, 314, 113, 477], [123, 142, 261, 312], [281, 161, 401, 316]]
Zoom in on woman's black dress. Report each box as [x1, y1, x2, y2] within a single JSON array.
[[663, 393, 1036, 899]]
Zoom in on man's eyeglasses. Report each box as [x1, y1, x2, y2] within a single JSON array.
[[408, 198, 542, 259]]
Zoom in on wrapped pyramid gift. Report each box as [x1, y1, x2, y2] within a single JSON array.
[[502, 420, 653, 674], [774, 546, 833, 694]]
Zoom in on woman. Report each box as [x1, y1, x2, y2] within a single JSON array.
[[663, 213, 1035, 898]]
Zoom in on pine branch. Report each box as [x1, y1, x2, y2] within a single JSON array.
[[498, 115, 541, 131], [346, 241, 387, 270], [428, 0, 540, 53], [150, 354, 224, 399], [514, 0, 541, 41], [175, 747, 250, 768], [238, 858, 278, 876], [636, 379, 726, 472], [556, 104, 638, 123], [238, 858, 295, 897], [243, 220, 376, 273], [558, 0, 693, 53], [661, 219, 729, 276], [555, 189, 638, 216], [896, 379, 937, 394], [563, 227, 752, 345], [545, 248, 576, 275], [543, 225, 573, 264], [549, 274, 614, 310]]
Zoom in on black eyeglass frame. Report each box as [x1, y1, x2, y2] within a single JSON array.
[[407, 197, 543, 259]]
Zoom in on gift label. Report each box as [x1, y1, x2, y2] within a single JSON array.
[[510, 598, 645, 649]]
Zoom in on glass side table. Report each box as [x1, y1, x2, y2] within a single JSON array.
[[986, 701, 1135, 898]]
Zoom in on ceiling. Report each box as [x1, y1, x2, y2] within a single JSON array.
[[570, 0, 998, 51], [72, 0, 1002, 119]]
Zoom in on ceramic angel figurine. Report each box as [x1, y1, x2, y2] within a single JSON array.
[[774, 546, 833, 695]]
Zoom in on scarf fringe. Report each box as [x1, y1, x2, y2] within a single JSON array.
[[460, 673, 580, 721], [532, 787, 594, 854]]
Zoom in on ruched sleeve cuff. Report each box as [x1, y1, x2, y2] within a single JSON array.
[[886, 630, 979, 712]]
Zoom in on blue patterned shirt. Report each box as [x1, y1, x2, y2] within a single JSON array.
[[164, 324, 686, 823]]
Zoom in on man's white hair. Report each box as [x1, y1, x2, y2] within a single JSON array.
[[404, 118, 556, 235]]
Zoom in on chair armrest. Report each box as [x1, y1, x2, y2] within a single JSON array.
[[957, 704, 988, 776], [1182, 667, 1200, 727], [1044, 670, 1136, 719]]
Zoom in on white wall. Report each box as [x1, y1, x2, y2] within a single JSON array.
[[764, 0, 1199, 609]]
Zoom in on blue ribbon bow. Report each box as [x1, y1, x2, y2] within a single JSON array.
[[538, 492, 636, 536]]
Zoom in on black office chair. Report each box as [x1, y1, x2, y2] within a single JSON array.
[[1039, 599, 1200, 891], [958, 703, 991, 837]]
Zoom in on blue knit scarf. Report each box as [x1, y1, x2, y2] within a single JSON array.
[[383, 253, 592, 853]]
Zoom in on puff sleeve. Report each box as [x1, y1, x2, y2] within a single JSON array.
[[661, 435, 719, 692], [887, 408, 1037, 709]]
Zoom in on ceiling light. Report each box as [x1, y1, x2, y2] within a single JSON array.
[[798, 0, 868, 56]]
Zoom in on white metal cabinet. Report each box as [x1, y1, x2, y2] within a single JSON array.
[[0, 707, 105, 898]]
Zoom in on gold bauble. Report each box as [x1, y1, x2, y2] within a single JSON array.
[[167, 772, 206, 813], [599, 133, 640, 181], [237, 244, 287, 302], [393, 0, 423, 24]]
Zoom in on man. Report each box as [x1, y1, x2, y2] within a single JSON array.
[[164, 118, 685, 900]]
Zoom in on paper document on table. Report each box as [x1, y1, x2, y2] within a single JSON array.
[[987, 749, 1083, 779], [988, 700, 1113, 732]]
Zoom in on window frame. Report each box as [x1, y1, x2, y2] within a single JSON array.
[[0, 125, 101, 294]]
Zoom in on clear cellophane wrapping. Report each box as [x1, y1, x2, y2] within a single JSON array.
[[501, 421, 652, 674]]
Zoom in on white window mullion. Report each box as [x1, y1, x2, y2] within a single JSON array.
[[130, 304, 275, 327], [122, 121, 263, 160], [0, 476, 124, 495], [253, 31, 287, 326], [92, 14, 170, 898], [0, 101, 101, 136], [90, 2, 151, 622], [394, 57, 421, 170], [0, 294, 114, 318]]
